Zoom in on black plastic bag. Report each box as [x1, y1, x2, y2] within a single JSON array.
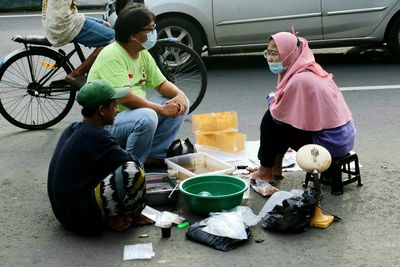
[[167, 138, 197, 157], [186, 222, 251, 252], [261, 189, 318, 233]]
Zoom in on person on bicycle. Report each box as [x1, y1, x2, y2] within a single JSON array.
[[42, 0, 114, 88], [48, 80, 153, 235], [87, 4, 189, 167]]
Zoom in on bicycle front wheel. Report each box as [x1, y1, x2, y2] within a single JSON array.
[[0, 47, 75, 130], [154, 40, 207, 114]]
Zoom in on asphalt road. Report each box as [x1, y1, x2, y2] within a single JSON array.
[[1, 12, 400, 266]]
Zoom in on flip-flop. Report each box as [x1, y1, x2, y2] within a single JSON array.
[[64, 75, 86, 89]]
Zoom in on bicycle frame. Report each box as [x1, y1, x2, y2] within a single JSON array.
[[14, 40, 86, 92]]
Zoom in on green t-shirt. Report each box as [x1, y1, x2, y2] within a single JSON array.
[[88, 42, 166, 111]]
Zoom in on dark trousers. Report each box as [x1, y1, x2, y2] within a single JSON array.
[[258, 109, 313, 167]]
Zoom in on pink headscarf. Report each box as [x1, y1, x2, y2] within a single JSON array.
[[269, 32, 352, 131]]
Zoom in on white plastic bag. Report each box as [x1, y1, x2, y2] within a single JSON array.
[[231, 206, 261, 226], [155, 211, 185, 227], [199, 206, 260, 240]]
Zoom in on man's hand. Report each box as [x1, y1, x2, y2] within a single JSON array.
[[165, 93, 187, 116], [157, 101, 181, 116], [156, 80, 188, 115]]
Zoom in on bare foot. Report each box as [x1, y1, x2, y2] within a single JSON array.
[[272, 153, 284, 177], [248, 166, 284, 181], [250, 165, 274, 183], [107, 215, 133, 231], [246, 166, 258, 173], [272, 168, 283, 178], [132, 214, 155, 226]]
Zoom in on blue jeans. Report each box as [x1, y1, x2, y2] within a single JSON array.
[[73, 16, 114, 47], [105, 95, 189, 165]]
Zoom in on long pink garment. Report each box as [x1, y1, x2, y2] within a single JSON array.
[[269, 32, 352, 131]]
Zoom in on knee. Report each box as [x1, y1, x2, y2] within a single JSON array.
[[123, 161, 145, 188], [104, 28, 115, 42], [138, 108, 158, 130], [184, 96, 190, 116]]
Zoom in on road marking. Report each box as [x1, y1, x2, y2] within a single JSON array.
[[340, 85, 400, 91], [0, 12, 103, 19]]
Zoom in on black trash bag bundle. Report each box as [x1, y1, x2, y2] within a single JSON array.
[[167, 138, 197, 158], [261, 189, 318, 233], [186, 222, 251, 252]]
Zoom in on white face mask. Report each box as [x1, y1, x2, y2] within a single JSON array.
[[141, 29, 157, 50]]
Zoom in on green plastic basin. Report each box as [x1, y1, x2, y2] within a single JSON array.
[[179, 174, 247, 216]]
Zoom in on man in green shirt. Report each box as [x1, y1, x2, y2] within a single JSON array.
[[88, 4, 188, 166]]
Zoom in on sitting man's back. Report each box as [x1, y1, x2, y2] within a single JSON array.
[[48, 80, 152, 234]]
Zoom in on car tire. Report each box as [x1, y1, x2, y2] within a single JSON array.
[[387, 15, 400, 59], [157, 17, 203, 55]]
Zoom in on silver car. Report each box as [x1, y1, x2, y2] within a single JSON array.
[[107, 0, 400, 58]]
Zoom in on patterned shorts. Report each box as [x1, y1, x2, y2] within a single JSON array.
[[94, 161, 146, 220]]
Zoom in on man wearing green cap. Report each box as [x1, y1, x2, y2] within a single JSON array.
[[48, 80, 152, 234]]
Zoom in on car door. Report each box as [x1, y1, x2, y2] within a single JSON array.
[[322, 0, 399, 39], [212, 0, 322, 46]]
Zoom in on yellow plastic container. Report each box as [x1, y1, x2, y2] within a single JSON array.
[[192, 111, 238, 134], [196, 132, 246, 153]]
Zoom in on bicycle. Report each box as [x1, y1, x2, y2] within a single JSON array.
[[0, 35, 207, 130]]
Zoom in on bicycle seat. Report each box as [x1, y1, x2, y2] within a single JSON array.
[[12, 35, 52, 47]]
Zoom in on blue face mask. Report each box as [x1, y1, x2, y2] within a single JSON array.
[[266, 45, 298, 74], [141, 29, 157, 50], [268, 61, 286, 74]]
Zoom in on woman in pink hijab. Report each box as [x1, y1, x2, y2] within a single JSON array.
[[251, 32, 356, 183]]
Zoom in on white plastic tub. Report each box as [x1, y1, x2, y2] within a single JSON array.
[[164, 152, 235, 180]]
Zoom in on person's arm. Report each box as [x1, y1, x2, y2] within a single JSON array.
[[117, 89, 182, 116], [155, 80, 187, 115], [118, 92, 161, 112], [92, 127, 134, 168]]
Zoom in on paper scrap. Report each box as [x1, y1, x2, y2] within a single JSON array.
[[123, 243, 155, 260]]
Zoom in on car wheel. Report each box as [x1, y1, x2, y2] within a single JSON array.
[[157, 17, 203, 55], [387, 15, 400, 59]]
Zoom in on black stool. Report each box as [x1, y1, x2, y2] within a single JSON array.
[[303, 153, 363, 195]]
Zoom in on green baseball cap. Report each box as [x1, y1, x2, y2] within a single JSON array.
[[76, 80, 130, 108]]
